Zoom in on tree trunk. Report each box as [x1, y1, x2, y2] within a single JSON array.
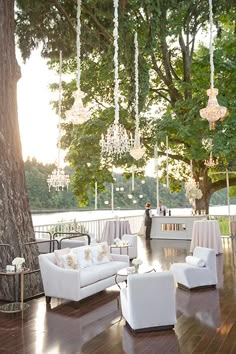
[[0, 0, 42, 301]]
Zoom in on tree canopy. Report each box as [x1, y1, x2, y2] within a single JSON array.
[[15, 0, 236, 212]]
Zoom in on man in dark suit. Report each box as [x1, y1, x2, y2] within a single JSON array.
[[144, 202, 152, 239]]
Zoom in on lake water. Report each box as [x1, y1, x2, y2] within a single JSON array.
[[32, 205, 236, 226]]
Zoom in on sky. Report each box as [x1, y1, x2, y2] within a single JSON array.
[[17, 49, 59, 165]]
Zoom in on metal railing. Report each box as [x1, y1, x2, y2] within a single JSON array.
[[33, 214, 143, 241]]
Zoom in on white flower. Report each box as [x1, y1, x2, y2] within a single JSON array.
[[132, 258, 143, 266], [12, 257, 25, 266], [185, 179, 202, 201]]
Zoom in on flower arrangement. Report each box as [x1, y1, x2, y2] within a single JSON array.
[[12, 257, 25, 271], [185, 179, 203, 202], [132, 258, 143, 267], [114, 238, 128, 247], [12, 257, 25, 266]]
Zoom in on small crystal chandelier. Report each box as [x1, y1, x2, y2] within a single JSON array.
[[130, 32, 145, 160], [65, 0, 90, 125], [47, 169, 70, 192], [199, 0, 227, 130], [47, 51, 70, 192], [100, 0, 130, 157], [205, 151, 218, 167]]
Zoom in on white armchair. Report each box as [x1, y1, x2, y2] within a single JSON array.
[[120, 271, 176, 333], [110, 234, 138, 259], [170, 247, 218, 290]]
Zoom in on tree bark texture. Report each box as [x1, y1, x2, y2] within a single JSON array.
[[0, 0, 42, 301]]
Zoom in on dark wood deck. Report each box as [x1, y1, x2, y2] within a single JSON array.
[[0, 237, 236, 354]]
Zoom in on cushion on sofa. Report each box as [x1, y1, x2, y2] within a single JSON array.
[[95, 261, 128, 281], [185, 256, 206, 267], [91, 242, 111, 265], [54, 248, 70, 268], [71, 246, 93, 268], [61, 253, 79, 270]]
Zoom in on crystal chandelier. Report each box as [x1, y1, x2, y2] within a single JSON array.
[[199, 0, 227, 130], [100, 0, 130, 157], [47, 51, 70, 192], [47, 169, 70, 192], [65, 0, 90, 125], [205, 151, 218, 167], [130, 32, 145, 160]]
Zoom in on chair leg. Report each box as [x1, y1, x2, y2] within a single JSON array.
[[46, 296, 51, 304]]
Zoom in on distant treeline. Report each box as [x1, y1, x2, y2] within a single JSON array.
[[24, 158, 229, 211]]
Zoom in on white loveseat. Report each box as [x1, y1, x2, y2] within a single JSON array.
[[38, 243, 129, 304]]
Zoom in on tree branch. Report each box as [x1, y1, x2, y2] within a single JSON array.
[[82, 4, 112, 42], [51, 0, 76, 35]]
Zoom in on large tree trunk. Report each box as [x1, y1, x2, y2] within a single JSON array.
[[0, 0, 42, 301]]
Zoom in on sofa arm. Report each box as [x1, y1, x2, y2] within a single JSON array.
[[110, 253, 129, 265], [38, 254, 81, 301]]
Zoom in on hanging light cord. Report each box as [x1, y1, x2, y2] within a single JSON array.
[[57, 50, 62, 168], [114, 0, 119, 126], [77, 0, 81, 90], [134, 32, 139, 132], [209, 0, 214, 90]]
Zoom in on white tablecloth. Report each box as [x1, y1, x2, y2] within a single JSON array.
[[190, 220, 223, 254], [101, 220, 131, 245]]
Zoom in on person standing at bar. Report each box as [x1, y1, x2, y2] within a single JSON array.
[[145, 202, 152, 240]]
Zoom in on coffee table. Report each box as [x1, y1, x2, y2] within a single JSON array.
[[110, 244, 129, 255], [0, 268, 31, 317], [115, 265, 156, 289]]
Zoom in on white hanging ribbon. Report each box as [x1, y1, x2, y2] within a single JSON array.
[[77, 0, 81, 89], [209, 0, 214, 89], [166, 136, 169, 189]]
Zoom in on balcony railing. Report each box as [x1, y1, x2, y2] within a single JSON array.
[[33, 214, 143, 241]]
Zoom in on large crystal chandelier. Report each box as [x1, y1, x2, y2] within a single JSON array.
[[47, 51, 70, 192], [65, 0, 90, 125], [100, 0, 130, 158], [130, 32, 145, 161], [199, 0, 227, 130]]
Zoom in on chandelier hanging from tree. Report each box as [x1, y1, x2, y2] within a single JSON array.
[[47, 51, 70, 192], [199, 0, 227, 130], [130, 32, 145, 161], [100, 0, 130, 158], [65, 0, 90, 125]]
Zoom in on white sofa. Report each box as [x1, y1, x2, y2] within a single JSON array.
[[120, 272, 176, 332], [38, 244, 129, 304]]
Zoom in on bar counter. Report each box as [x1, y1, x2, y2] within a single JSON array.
[[150, 215, 207, 240]]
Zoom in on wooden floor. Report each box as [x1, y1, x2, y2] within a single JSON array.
[[0, 237, 236, 354]]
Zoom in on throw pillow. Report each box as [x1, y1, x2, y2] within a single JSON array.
[[54, 248, 70, 268], [186, 256, 206, 267], [71, 247, 93, 268], [61, 253, 79, 270], [92, 242, 111, 265]]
